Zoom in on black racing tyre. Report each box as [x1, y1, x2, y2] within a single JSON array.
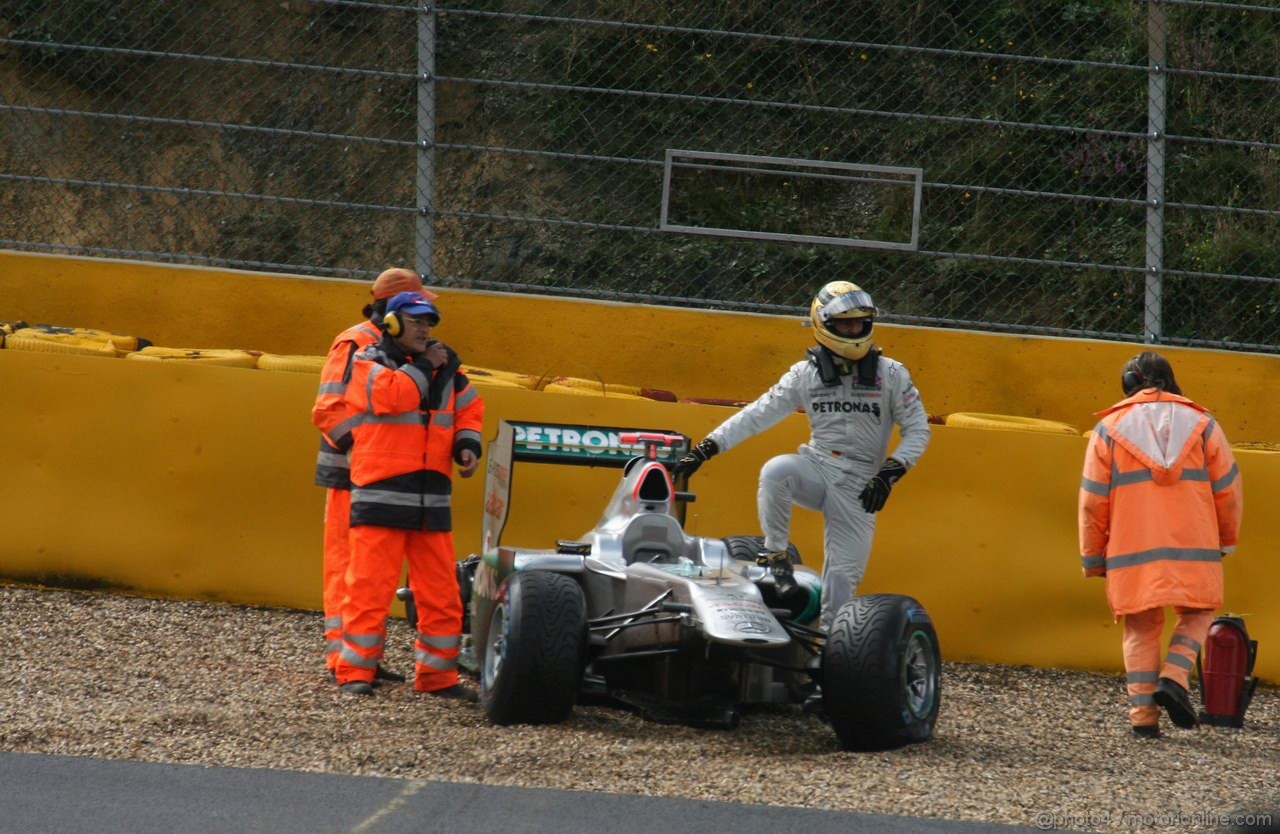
[[823, 594, 941, 751], [722, 535, 802, 565], [481, 570, 586, 725]]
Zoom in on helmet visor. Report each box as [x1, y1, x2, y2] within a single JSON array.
[[818, 290, 875, 322]]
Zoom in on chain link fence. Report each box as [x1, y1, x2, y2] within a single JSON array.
[[2, 1, 1278, 351]]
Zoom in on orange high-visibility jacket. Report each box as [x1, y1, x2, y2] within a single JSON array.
[[344, 340, 484, 531], [1078, 389, 1243, 616], [311, 320, 381, 489]]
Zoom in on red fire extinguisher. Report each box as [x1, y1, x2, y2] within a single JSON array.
[[1197, 615, 1259, 728]]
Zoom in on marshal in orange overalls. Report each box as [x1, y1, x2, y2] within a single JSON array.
[[310, 269, 433, 677], [336, 331, 483, 692], [1079, 388, 1243, 729], [311, 318, 382, 675]]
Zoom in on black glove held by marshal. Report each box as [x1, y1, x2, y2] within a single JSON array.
[[672, 438, 719, 478], [859, 458, 907, 513]]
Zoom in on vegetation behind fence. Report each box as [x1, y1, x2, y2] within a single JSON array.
[[1, 0, 1277, 351]]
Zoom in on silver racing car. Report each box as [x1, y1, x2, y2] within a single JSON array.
[[404, 419, 941, 751]]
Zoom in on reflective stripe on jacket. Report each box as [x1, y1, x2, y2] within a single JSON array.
[[311, 320, 382, 489], [1078, 389, 1243, 616], [344, 341, 484, 531]]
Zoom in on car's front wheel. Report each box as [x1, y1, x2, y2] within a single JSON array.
[[822, 593, 941, 751], [481, 570, 586, 725]]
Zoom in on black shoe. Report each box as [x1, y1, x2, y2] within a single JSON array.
[[326, 669, 337, 684], [1131, 724, 1161, 739], [423, 683, 478, 703], [340, 681, 374, 697], [372, 665, 406, 686], [757, 551, 798, 598], [1154, 678, 1199, 729]]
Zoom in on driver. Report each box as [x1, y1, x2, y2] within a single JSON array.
[[673, 281, 930, 633]]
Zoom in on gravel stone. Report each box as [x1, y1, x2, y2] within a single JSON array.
[[2, 584, 1276, 833]]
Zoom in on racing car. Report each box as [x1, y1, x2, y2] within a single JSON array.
[[402, 419, 941, 752]]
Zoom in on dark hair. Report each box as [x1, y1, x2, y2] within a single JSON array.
[[363, 298, 388, 322], [1121, 351, 1182, 397]]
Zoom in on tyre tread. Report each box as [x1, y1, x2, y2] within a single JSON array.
[[823, 593, 940, 751], [485, 571, 585, 725]]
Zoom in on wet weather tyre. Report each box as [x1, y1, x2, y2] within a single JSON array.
[[481, 571, 586, 725], [823, 594, 941, 751], [722, 535, 802, 565]]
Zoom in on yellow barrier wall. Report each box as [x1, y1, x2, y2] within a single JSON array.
[[3, 250, 1279, 441], [2, 347, 1277, 679], [2, 251, 1277, 678]]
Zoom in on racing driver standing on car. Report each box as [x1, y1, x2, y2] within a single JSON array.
[[673, 281, 930, 634]]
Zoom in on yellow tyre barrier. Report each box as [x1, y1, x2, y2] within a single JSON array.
[[464, 366, 539, 390], [542, 381, 646, 399], [126, 347, 261, 368], [679, 396, 752, 409], [256, 354, 326, 373], [944, 412, 1080, 435], [1233, 441, 1280, 453], [467, 375, 527, 389], [3, 324, 151, 357], [545, 375, 678, 402]]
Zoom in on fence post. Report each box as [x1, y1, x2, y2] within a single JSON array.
[[416, 2, 438, 281], [1144, 1, 1168, 344]]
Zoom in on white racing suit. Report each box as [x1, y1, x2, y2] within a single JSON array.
[[707, 352, 930, 630]]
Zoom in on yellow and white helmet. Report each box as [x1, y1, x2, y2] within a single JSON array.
[[810, 281, 876, 361]]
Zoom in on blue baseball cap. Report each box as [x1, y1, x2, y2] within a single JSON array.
[[386, 291, 440, 324]]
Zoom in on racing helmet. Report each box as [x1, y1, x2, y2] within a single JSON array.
[[810, 281, 876, 361]]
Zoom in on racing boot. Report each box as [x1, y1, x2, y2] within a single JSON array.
[[757, 551, 798, 599]]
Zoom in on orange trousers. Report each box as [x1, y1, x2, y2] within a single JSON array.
[[336, 524, 462, 693], [321, 489, 353, 673], [1122, 606, 1214, 727]]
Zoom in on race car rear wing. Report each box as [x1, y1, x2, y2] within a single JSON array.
[[481, 420, 691, 553]]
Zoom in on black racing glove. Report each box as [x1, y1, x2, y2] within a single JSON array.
[[672, 438, 719, 479], [859, 459, 907, 513]]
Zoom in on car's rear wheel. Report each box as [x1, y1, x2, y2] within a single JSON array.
[[722, 535, 802, 564], [481, 570, 586, 725], [822, 594, 941, 751]]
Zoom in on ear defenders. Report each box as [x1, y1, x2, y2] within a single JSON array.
[[382, 310, 403, 338], [383, 309, 441, 338]]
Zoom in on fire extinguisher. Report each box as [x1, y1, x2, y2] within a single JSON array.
[[1197, 615, 1259, 728]]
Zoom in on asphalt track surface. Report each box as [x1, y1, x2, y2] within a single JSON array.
[[1, 751, 1045, 834]]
